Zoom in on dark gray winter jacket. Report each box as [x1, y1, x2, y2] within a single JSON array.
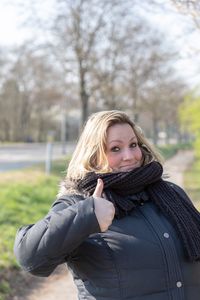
[[14, 183, 200, 299]]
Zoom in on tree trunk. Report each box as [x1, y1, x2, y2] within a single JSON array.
[[152, 117, 159, 145], [80, 64, 89, 126]]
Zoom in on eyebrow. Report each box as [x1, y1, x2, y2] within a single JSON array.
[[108, 136, 137, 144]]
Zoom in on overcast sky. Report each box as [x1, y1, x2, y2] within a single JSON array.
[[0, 0, 200, 88]]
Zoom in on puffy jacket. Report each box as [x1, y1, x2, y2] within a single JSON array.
[[14, 183, 200, 300]]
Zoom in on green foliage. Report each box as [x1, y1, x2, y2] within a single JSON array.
[[0, 176, 59, 269], [179, 93, 200, 158], [0, 280, 10, 293], [158, 142, 193, 160], [0, 279, 10, 300], [194, 137, 200, 159]]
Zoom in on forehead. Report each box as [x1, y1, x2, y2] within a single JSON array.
[[106, 123, 136, 140]]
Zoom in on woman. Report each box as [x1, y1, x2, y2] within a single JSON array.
[[14, 110, 200, 300]]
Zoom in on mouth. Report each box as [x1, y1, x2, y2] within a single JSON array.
[[119, 164, 139, 172]]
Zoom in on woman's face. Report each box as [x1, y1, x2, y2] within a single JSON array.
[[105, 123, 143, 172]]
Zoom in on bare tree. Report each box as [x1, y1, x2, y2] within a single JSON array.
[[49, 0, 140, 125], [171, 0, 200, 28], [89, 21, 139, 111], [0, 45, 64, 142], [139, 69, 187, 144], [3, 0, 190, 142]]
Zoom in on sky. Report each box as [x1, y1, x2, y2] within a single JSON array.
[[138, 1, 200, 88], [0, 0, 200, 88], [0, 2, 25, 46], [0, 0, 55, 46]]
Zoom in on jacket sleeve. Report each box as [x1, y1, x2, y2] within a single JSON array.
[[14, 196, 101, 277]]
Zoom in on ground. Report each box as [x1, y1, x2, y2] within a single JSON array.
[[9, 150, 194, 300], [8, 265, 77, 300]]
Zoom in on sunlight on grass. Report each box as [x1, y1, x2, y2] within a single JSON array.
[[0, 169, 47, 184], [0, 159, 68, 271], [0, 159, 70, 300]]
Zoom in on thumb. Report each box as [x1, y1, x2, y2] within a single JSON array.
[[93, 178, 104, 198]]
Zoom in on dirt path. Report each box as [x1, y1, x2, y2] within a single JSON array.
[[163, 150, 194, 188], [11, 265, 77, 300], [11, 150, 194, 300]]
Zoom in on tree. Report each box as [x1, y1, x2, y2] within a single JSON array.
[[88, 21, 142, 111], [171, 0, 200, 29], [50, 0, 140, 125], [4, 0, 191, 142], [10, 0, 149, 125], [0, 45, 64, 142]]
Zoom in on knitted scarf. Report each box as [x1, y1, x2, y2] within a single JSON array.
[[75, 161, 200, 262]]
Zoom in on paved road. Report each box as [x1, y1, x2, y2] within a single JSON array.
[[0, 142, 75, 172]]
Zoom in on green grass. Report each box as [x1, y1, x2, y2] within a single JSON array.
[[0, 176, 59, 267], [0, 159, 69, 269], [184, 157, 200, 210], [0, 159, 68, 299], [158, 142, 192, 160]]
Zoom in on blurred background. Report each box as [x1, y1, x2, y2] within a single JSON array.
[[0, 0, 200, 299], [0, 0, 199, 145]]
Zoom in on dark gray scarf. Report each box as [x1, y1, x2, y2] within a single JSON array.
[[75, 161, 200, 262]]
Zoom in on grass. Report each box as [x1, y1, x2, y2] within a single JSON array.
[[158, 142, 192, 160], [0, 159, 68, 299], [0, 159, 69, 269], [0, 175, 58, 267]]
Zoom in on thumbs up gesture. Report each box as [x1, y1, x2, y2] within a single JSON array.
[[93, 179, 115, 232]]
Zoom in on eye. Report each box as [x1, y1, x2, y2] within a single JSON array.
[[110, 146, 120, 152], [130, 142, 137, 148]]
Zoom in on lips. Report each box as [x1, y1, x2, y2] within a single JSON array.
[[120, 164, 138, 171]]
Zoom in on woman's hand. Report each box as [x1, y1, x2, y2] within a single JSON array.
[[93, 178, 115, 232]]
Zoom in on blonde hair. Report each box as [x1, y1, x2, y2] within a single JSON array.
[[66, 110, 163, 181]]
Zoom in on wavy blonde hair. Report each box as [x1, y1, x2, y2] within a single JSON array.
[[66, 110, 163, 181]]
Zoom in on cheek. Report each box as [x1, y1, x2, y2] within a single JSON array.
[[136, 147, 143, 161], [106, 153, 120, 168]]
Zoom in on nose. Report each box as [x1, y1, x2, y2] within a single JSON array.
[[122, 149, 133, 161]]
